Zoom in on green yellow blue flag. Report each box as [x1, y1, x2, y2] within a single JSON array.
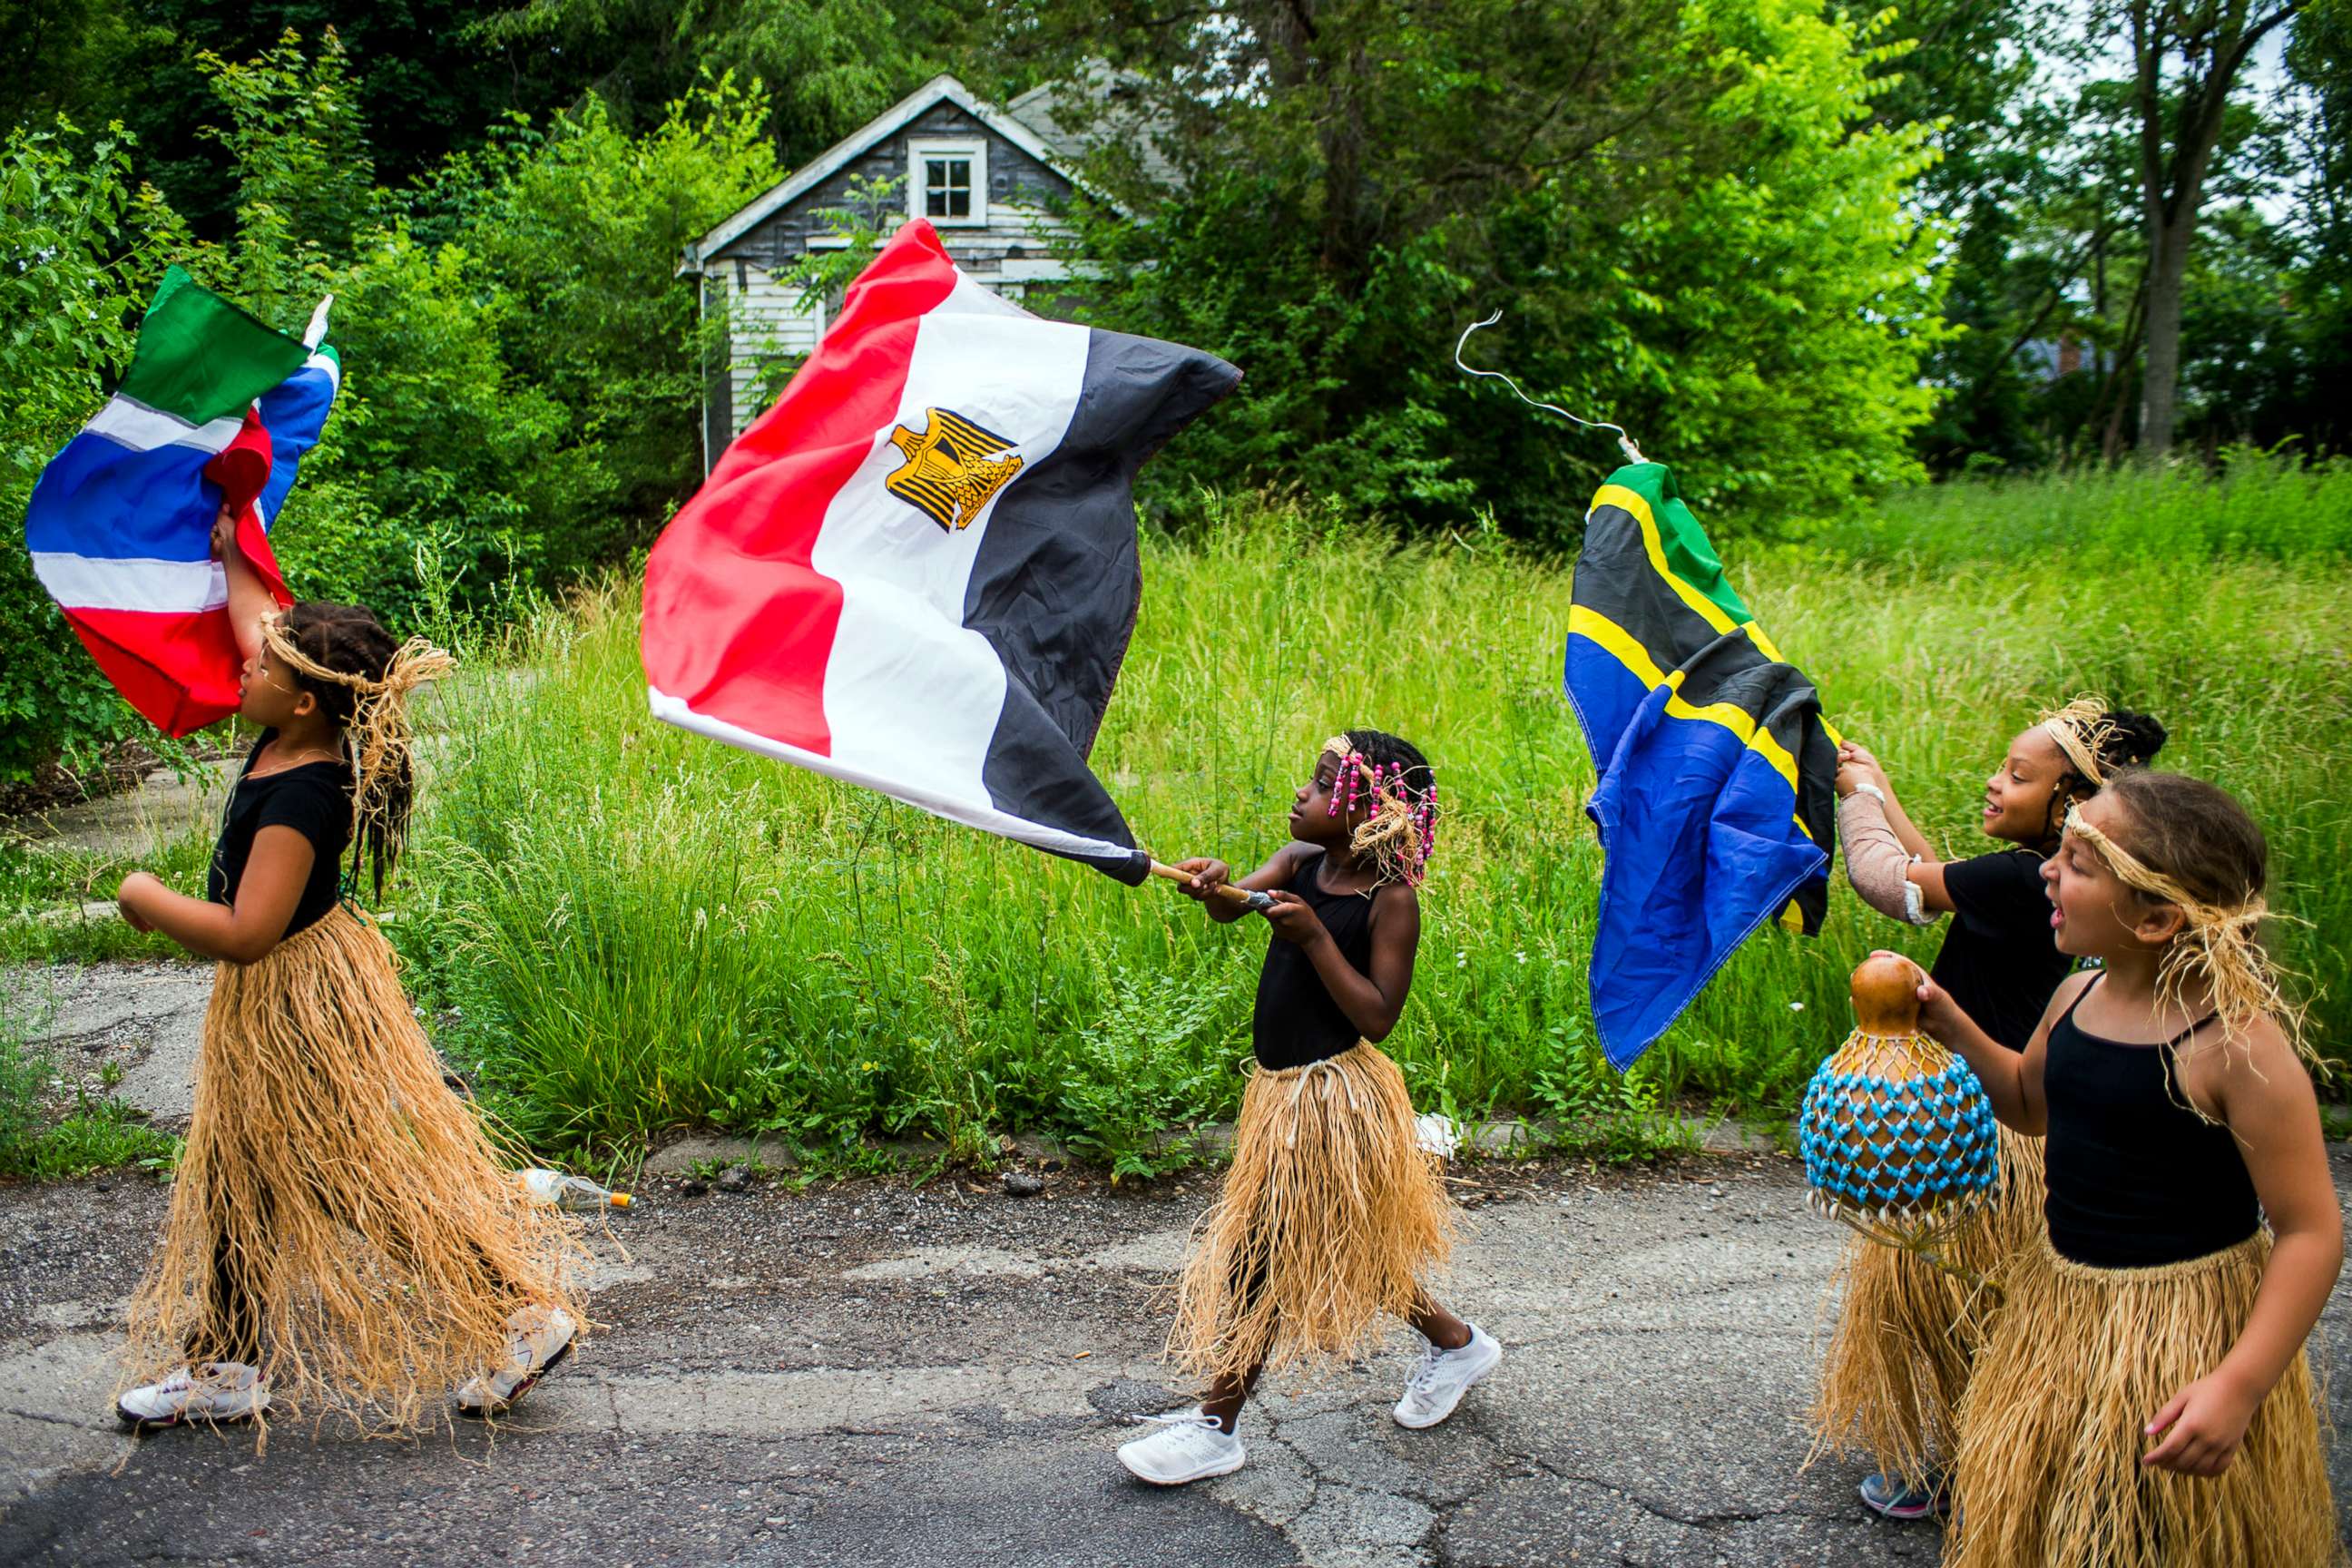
[[1563, 463, 1838, 1068]]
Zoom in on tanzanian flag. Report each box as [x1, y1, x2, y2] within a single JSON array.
[[1564, 462, 1838, 1068]]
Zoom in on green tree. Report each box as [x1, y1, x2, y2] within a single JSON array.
[[2279, 0, 2352, 453], [0, 119, 190, 782], [468, 0, 1000, 163], [2110, 0, 2307, 455], [1050, 0, 1945, 534]]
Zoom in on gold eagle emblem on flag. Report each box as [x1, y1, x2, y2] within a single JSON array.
[[884, 408, 1024, 531]]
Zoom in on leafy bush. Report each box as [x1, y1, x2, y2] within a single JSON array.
[[430, 83, 778, 577], [1530, 1027, 1700, 1164], [0, 36, 778, 781], [1055, 967, 1236, 1181], [0, 119, 190, 781]]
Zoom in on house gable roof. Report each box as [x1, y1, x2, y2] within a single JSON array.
[[681, 74, 1089, 275]]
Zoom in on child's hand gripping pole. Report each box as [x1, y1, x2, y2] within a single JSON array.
[[1148, 860, 1278, 913]]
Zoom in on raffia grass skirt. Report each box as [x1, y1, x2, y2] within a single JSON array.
[[1945, 1230, 2341, 1568], [1168, 1042, 1455, 1387], [1811, 1124, 2046, 1488], [121, 906, 583, 1438]]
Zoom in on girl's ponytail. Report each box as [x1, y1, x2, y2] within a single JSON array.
[[2037, 694, 2168, 841]]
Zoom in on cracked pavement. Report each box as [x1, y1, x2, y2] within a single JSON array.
[[1, 1058, 2348, 1563], [2, 485, 2348, 1568]]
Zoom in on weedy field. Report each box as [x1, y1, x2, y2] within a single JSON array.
[[8, 456, 2349, 1172]]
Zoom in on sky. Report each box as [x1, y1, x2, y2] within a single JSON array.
[[2035, 0, 2303, 221]]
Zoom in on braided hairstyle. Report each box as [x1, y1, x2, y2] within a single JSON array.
[[277, 601, 418, 901], [2037, 701, 2169, 847], [1325, 727, 1440, 888]]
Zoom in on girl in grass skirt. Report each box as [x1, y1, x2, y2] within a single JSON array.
[[112, 506, 583, 1441], [1115, 730, 1497, 1486], [1920, 770, 2339, 1567], [1818, 697, 2165, 1515]]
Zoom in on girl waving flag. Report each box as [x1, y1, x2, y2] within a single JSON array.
[[24, 267, 338, 735], [642, 220, 1239, 877]]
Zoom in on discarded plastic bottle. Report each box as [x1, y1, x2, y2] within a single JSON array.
[[518, 1169, 632, 1211]]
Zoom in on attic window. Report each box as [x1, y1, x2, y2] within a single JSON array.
[[908, 139, 986, 227], [926, 157, 971, 218]]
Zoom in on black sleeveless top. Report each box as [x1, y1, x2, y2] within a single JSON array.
[[208, 729, 354, 942], [1930, 848, 2070, 1053], [1251, 851, 1378, 1070], [2043, 976, 2259, 1268]]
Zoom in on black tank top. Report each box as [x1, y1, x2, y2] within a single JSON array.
[[2043, 976, 2259, 1268], [1250, 851, 1378, 1070]]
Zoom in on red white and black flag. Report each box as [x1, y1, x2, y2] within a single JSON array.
[[642, 221, 1240, 882]]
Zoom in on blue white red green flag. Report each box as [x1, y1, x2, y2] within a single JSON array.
[[24, 267, 339, 735]]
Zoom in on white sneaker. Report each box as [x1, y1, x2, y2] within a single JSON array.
[[1116, 1407, 1248, 1485], [116, 1362, 270, 1429], [456, 1305, 574, 1416], [1393, 1322, 1502, 1429]]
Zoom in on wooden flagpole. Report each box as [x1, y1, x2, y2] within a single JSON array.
[[1147, 861, 1277, 912]]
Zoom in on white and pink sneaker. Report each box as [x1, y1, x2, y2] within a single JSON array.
[[117, 1361, 270, 1429]]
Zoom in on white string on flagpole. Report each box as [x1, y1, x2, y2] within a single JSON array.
[[1454, 310, 1645, 466]]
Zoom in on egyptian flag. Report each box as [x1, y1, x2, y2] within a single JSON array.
[[24, 266, 339, 736], [642, 221, 1239, 881], [1564, 462, 1838, 1067]]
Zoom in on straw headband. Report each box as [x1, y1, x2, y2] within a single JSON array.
[[262, 611, 453, 849], [2041, 694, 2120, 789], [2061, 803, 2309, 1065], [1319, 734, 1438, 889]]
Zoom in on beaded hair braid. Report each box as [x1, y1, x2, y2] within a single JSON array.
[[1319, 730, 1438, 888]]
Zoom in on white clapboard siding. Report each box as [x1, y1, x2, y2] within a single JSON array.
[[720, 213, 1079, 436], [727, 263, 825, 435]]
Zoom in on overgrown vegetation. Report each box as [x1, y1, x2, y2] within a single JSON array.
[[0, 996, 180, 1181], [7, 461, 2347, 1168], [5, 11, 2348, 1174], [0, 39, 777, 784], [347, 461, 2347, 1163]]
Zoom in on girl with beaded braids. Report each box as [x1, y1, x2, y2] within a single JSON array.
[[1917, 772, 2340, 1567], [1811, 696, 2166, 1520], [110, 505, 583, 1439], [1113, 729, 1497, 1487]]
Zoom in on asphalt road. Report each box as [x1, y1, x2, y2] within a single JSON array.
[[5, 1145, 2349, 1568], [3, 959, 2348, 1565]]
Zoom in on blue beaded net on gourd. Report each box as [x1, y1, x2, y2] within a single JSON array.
[[1799, 1029, 1999, 1250]]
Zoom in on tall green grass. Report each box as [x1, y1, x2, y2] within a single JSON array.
[[397, 461, 2352, 1162], [0, 825, 222, 965], [1805, 447, 2352, 566]]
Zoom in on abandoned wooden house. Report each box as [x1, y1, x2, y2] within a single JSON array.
[[679, 73, 1143, 469]]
